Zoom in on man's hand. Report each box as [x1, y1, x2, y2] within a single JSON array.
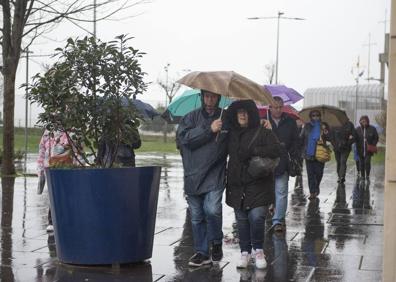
[[211, 119, 223, 133], [262, 119, 272, 130]]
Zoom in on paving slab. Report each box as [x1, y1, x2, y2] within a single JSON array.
[[0, 153, 384, 281]]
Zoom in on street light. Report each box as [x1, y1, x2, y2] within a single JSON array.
[[248, 11, 305, 84]]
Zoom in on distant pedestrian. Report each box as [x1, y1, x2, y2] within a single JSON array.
[[300, 110, 331, 200], [263, 96, 299, 233], [176, 90, 228, 267], [37, 129, 82, 232], [225, 100, 281, 269], [330, 119, 357, 183], [98, 125, 141, 167], [355, 115, 379, 181]]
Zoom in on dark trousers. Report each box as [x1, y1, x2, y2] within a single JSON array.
[[305, 159, 325, 195], [359, 155, 372, 178], [334, 150, 350, 180]]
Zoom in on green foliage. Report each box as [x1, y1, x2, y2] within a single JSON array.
[[28, 35, 147, 167]]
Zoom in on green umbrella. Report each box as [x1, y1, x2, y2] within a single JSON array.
[[161, 89, 233, 123]]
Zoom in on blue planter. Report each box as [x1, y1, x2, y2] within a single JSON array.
[[45, 166, 161, 265]]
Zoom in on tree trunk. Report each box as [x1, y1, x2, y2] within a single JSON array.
[[2, 68, 16, 176]]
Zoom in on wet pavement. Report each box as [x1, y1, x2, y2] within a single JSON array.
[[0, 154, 383, 281]]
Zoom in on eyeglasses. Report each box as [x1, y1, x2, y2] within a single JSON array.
[[311, 114, 321, 118]]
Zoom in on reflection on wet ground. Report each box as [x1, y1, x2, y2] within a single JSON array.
[[1, 154, 383, 281]]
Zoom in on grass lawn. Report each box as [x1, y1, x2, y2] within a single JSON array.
[[137, 135, 178, 153], [0, 127, 179, 154]]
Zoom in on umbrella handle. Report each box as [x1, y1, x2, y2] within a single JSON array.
[[215, 108, 224, 142]]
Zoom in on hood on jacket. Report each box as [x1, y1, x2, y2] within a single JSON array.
[[227, 99, 260, 129], [359, 115, 370, 125]]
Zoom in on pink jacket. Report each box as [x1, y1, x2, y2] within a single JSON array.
[[37, 130, 79, 176]]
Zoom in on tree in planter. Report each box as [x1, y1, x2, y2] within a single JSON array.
[[1, 0, 149, 175], [28, 35, 147, 167]]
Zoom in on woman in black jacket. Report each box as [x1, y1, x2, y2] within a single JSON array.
[[225, 100, 281, 269], [355, 115, 379, 181]]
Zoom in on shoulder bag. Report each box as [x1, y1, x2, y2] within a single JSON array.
[[246, 128, 280, 178], [315, 139, 331, 163]]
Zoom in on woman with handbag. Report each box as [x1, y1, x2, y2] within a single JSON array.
[[300, 110, 331, 200], [225, 100, 281, 269], [355, 115, 379, 181]]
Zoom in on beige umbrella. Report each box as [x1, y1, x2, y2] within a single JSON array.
[[299, 105, 349, 127], [177, 71, 274, 105]]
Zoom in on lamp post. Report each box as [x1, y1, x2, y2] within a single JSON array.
[[24, 48, 33, 173], [248, 11, 305, 84], [351, 56, 365, 125]]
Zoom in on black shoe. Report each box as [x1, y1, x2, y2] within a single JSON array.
[[188, 253, 212, 267], [211, 243, 223, 262]]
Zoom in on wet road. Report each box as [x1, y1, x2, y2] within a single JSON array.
[[0, 154, 383, 281]]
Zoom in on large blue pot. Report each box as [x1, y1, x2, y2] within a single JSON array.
[[45, 166, 161, 265]]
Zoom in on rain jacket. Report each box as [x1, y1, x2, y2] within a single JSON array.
[[225, 100, 281, 210], [300, 122, 331, 160], [37, 130, 82, 176], [356, 124, 379, 157], [268, 113, 299, 176], [330, 121, 357, 152], [176, 107, 228, 195], [98, 127, 141, 167]]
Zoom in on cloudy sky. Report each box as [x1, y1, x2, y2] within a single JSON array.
[[14, 0, 390, 126]]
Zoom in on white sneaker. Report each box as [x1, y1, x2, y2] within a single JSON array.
[[46, 225, 54, 232], [254, 249, 267, 269], [236, 251, 251, 268]]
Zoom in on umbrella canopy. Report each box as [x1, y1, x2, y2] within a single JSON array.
[[177, 71, 274, 105], [119, 97, 160, 120], [299, 105, 349, 127], [264, 84, 304, 105], [131, 99, 160, 120], [257, 105, 301, 120], [161, 89, 233, 124]]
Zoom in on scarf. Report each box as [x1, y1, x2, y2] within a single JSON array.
[[306, 121, 321, 157]]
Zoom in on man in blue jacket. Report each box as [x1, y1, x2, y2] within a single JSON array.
[[176, 90, 228, 267], [265, 96, 299, 233]]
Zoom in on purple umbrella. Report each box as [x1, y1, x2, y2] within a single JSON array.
[[264, 84, 303, 105]]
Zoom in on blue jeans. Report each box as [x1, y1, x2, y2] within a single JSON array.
[[235, 206, 268, 252], [306, 159, 325, 194], [272, 172, 289, 226], [186, 189, 224, 256]]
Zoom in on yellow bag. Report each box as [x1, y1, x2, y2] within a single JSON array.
[[315, 140, 331, 163]]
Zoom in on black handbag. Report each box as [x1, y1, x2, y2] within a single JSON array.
[[246, 128, 280, 179]]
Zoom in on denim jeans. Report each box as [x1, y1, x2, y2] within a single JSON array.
[[305, 159, 325, 194], [272, 172, 289, 226], [234, 206, 268, 252], [186, 189, 224, 256], [334, 150, 350, 180]]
